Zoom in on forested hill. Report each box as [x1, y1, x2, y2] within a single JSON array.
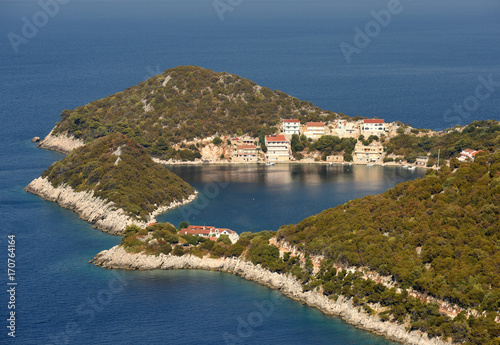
[[278, 152, 500, 312], [42, 133, 195, 220], [52, 65, 338, 158]]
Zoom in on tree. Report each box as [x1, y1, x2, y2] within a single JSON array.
[[173, 245, 185, 256], [291, 134, 301, 152], [450, 157, 460, 170], [213, 137, 222, 145], [178, 221, 189, 230], [123, 224, 142, 237], [217, 235, 232, 245], [344, 152, 353, 162]]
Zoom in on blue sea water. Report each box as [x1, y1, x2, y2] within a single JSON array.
[[0, 0, 499, 344]]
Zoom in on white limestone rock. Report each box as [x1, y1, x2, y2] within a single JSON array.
[[92, 246, 452, 345]]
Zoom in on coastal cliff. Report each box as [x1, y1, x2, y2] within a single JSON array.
[[37, 128, 85, 154], [25, 177, 197, 235], [92, 246, 451, 345]]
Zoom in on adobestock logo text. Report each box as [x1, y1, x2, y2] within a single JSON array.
[[7, 0, 70, 55]]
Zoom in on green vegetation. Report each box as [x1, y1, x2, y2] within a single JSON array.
[[308, 135, 357, 161], [52, 64, 499, 342], [42, 133, 195, 220], [121, 151, 500, 343], [121, 197, 500, 345], [52, 65, 339, 160], [290, 134, 356, 161], [385, 120, 500, 162], [274, 152, 500, 343], [278, 153, 500, 309], [120, 149, 500, 344]]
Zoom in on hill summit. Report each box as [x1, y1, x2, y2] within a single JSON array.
[[52, 66, 338, 160]]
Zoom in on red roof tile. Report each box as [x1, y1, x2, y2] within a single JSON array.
[[306, 122, 325, 127], [266, 135, 287, 142], [179, 225, 236, 236], [237, 144, 257, 150], [283, 119, 300, 123], [364, 119, 385, 124]]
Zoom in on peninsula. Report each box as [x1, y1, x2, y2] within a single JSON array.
[[26, 133, 196, 234], [92, 151, 500, 344], [37, 66, 498, 167], [28, 65, 500, 343]]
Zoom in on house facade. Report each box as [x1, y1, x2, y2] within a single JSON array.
[[361, 119, 386, 136], [304, 122, 325, 140], [416, 156, 429, 166], [235, 144, 258, 162], [459, 149, 482, 162], [283, 119, 300, 136], [265, 135, 291, 162], [353, 141, 385, 164], [326, 155, 344, 163], [333, 120, 360, 138], [179, 225, 239, 244]]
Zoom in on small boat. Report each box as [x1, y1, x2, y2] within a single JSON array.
[[329, 162, 333, 166], [402, 165, 408, 168], [265, 162, 275, 166], [367, 163, 374, 167], [408, 166, 416, 170]]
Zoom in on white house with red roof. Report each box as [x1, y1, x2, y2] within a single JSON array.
[[179, 225, 239, 244], [304, 122, 325, 139], [265, 134, 291, 162], [361, 119, 386, 136], [282, 119, 300, 136], [458, 149, 483, 162]]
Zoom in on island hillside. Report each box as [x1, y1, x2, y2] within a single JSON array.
[[26, 133, 197, 234], [40, 66, 499, 166], [47, 65, 338, 161], [96, 152, 500, 344]]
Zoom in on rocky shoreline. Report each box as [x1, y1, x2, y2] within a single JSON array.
[[37, 128, 85, 154], [25, 177, 198, 235], [35, 130, 431, 170], [92, 246, 451, 345]]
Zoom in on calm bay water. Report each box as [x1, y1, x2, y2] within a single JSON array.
[[159, 164, 423, 233], [1, 0, 498, 344]]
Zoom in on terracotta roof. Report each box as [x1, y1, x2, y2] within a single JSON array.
[[237, 144, 257, 150], [179, 225, 236, 236], [306, 122, 325, 127], [364, 119, 384, 124], [218, 228, 236, 234], [266, 135, 287, 142], [283, 119, 300, 123], [180, 226, 211, 235], [461, 149, 483, 156]]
